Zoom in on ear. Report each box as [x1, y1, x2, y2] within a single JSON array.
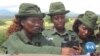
[[21, 20, 25, 26], [78, 25, 81, 31]]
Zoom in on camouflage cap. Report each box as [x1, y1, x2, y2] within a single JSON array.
[[48, 2, 70, 16], [15, 3, 45, 18], [78, 11, 98, 30]]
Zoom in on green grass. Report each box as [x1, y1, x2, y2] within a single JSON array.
[[0, 19, 12, 45], [0, 29, 7, 45]]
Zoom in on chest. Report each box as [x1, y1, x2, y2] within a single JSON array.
[[29, 36, 48, 46], [47, 34, 70, 47]]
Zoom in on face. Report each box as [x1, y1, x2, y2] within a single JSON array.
[[21, 16, 43, 34], [78, 24, 94, 39], [51, 14, 65, 29]]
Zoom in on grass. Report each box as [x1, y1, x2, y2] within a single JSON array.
[[0, 19, 12, 45], [0, 29, 7, 45]]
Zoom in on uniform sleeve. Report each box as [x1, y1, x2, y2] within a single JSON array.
[[2, 34, 61, 54], [1, 36, 19, 54], [96, 44, 100, 52]]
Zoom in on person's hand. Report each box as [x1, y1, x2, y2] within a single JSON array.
[[93, 52, 100, 56], [72, 45, 83, 55], [61, 47, 78, 56]]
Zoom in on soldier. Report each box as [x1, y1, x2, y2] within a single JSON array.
[[73, 11, 100, 55], [43, 2, 82, 55], [1, 3, 61, 54]]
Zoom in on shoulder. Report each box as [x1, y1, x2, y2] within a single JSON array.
[[8, 31, 21, 40], [68, 30, 78, 36], [67, 30, 79, 40], [2, 31, 21, 47], [42, 29, 54, 36]]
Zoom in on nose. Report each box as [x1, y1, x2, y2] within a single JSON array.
[[58, 18, 62, 22], [35, 22, 40, 26], [84, 30, 88, 34]]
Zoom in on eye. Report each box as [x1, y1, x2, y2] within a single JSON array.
[[53, 16, 58, 20], [60, 15, 65, 19]]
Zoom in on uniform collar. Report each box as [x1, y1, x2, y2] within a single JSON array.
[[19, 30, 31, 44], [51, 28, 68, 36], [19, 30, 42, 44]]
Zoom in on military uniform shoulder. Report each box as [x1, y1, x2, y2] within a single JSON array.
[[68, 30, 76, 34], [9, 31, 20, 37], [42, 29, 54, 35], [68, 30, 78, 37], [68, 30, 74, 32], [2, 31, 20, 49], [5, 31, 22, 42]]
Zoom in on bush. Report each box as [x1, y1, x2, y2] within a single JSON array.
[[0, 29, 7, 45], [44, 15, 52, 23], [0, 20, 6, 26]]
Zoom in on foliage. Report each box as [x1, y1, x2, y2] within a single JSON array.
[[0, 20, 6, 26], [44, 15, 52, 23]]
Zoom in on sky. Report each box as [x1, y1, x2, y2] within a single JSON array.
[[0, 0, 100, 14]]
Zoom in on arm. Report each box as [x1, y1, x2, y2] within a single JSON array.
[[2, 36, 61, 54]]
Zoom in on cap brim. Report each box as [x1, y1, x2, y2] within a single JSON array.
[[15, 13, 45, 18], [47, 10, 70, 16]]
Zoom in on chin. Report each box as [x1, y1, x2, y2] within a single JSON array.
[[57, 26, 64, 28], [81, 36, 88, 39]]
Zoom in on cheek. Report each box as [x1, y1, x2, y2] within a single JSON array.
[[87, 31, 93, 35], [52, 20, 57, 26], [79, 29, 85, 35], [28, 22, 33, 27], [23, 21, 34, 31]]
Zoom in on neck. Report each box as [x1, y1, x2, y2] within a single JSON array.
[[24, 30, 38, 41], [55, 28, 65, 34], [78, 33, 89, 41]]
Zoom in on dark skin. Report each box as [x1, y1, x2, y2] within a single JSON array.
[[77, 24, 100, 55], [51, 14, 82, 55], [51, 14, 66, 34], [21, 16, 43, 40], [78, 24, 94, 40]]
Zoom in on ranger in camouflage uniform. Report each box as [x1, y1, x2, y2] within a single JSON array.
[[43, 2, 82, 55], [73, 11, 100, 55], [1, 3, 61, 54]]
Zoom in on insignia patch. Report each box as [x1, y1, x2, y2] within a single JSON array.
[[46, 37, 53, 41]]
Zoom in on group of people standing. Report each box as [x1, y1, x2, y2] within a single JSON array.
[[1, 2, 100, 56]]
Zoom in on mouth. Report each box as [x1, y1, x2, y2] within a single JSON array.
[[32, 27, 41, 31], [57, 24, 64, 27]]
